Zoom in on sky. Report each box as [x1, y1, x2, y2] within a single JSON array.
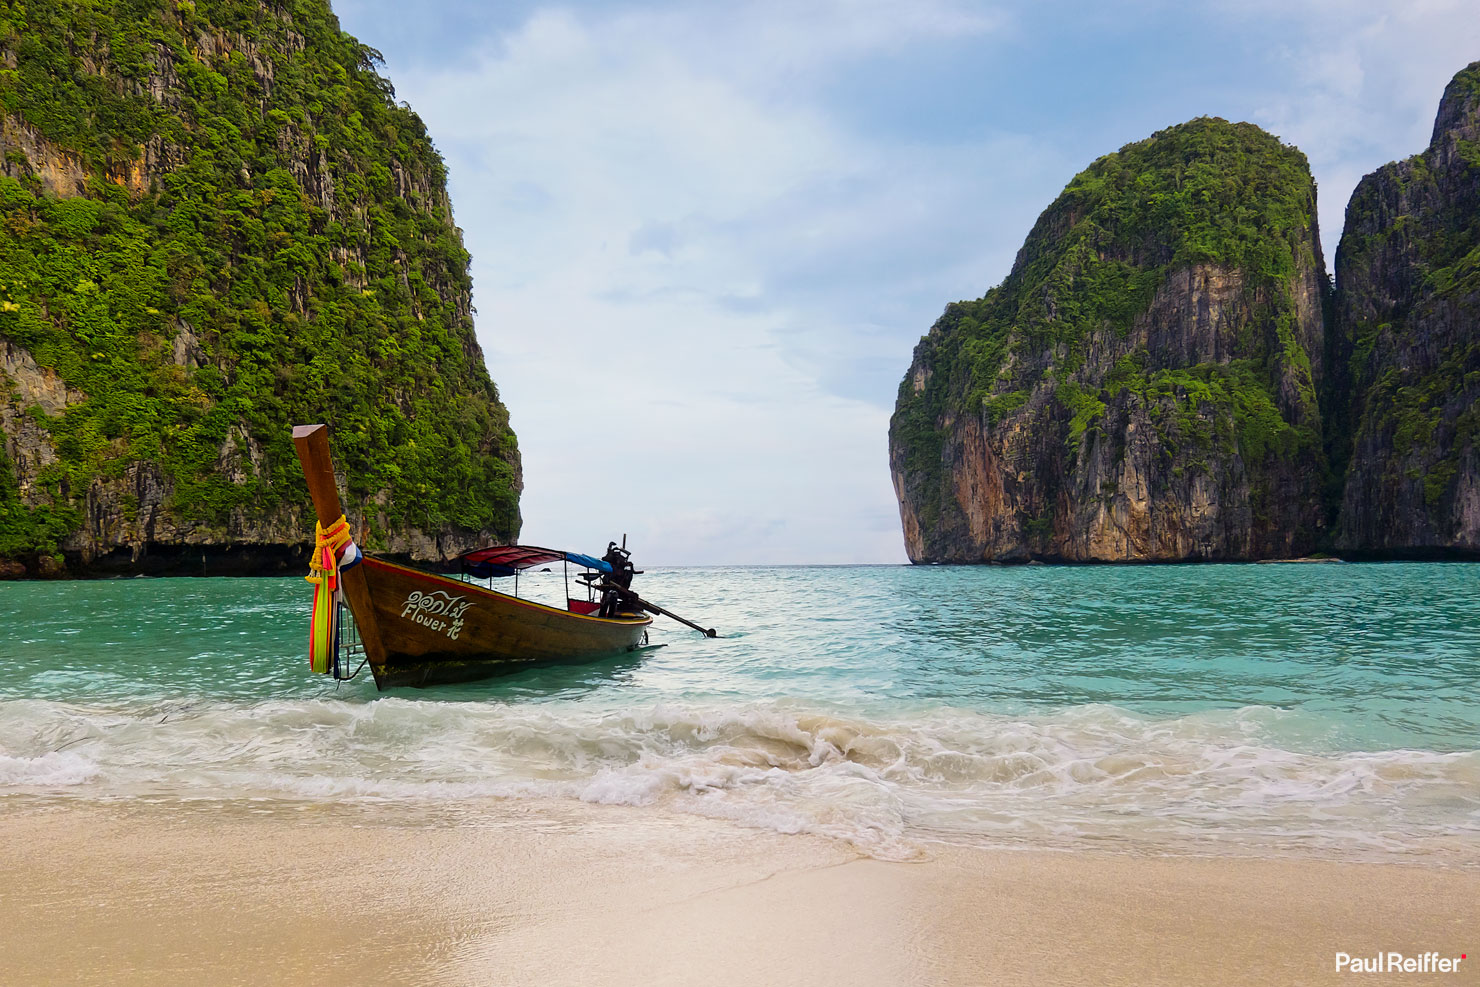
[[332, 0, 1480, 565]]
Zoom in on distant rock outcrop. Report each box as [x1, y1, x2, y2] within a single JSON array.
[[890, 118, 1330, 562], [1329, 62, 1480, 556], [0, 0, 521, 577]]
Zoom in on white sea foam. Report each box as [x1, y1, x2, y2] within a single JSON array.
[[2, 697, 1476, 861], [0, 751, 99, 786]]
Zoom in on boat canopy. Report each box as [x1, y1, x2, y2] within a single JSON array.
[[459, 545, 613, 579]]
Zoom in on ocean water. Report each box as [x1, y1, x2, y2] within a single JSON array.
[[2, 563, 1478, 862]]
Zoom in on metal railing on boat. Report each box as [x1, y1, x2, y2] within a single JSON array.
[[332, 599, 368, 682]]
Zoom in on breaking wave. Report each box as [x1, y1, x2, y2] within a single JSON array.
[[3, 696, 1476, 862]]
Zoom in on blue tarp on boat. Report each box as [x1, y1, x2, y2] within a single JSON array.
[[564, 552, 612, 573]]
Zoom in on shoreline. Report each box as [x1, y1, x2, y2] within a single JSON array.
[[3, 798, 1475, 986], [4, 553, 1480, 581]]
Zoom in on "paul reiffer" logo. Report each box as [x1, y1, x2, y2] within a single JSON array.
[[1336, 952, 1466, 974]]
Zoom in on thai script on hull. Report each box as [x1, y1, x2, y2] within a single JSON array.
[[400, 590, 473, 640]]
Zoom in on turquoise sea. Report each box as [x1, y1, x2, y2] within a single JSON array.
[[2, 563, 1477, 861]]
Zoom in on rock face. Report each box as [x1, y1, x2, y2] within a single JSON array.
[[0, 0, 521, 577], [1329, 62, 1480, 556], [890, 118, 1330, 562]]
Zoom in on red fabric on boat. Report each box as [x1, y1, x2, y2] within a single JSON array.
[[567, 598, 600, 615], [459, 545, 566, 570]]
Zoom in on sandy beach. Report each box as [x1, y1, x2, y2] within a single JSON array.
[[2, 798, 1474, 987]]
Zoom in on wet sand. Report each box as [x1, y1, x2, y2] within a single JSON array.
[[2, 799, 1475, 986]]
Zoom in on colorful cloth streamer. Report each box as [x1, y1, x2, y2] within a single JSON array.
[[306, 515, 354, 674]]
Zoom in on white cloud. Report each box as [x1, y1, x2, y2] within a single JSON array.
[[1229, 0, 1480, 261], [384, 1, 1013, 563]]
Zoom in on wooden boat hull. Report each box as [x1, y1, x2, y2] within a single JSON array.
[[353, 557, 653, 688]]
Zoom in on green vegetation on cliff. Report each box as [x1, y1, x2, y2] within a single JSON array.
[[899, 118, 1320, 439], [0, 0, 519, 562]]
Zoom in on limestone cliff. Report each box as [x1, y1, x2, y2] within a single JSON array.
[[890, 119, 1329, 562], [1329, 62, 1480, 556], [0, 0, 520, 577]]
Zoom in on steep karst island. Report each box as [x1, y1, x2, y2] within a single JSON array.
[[890, 62, 1480, 563], [0, 0, 520, 578]]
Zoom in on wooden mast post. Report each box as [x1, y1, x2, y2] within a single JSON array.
[[291, 423, 387, 669]]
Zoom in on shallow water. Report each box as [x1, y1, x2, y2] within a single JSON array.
[[2, 563, 1478, 860]]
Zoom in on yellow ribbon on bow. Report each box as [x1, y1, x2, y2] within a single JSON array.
[[306, 515, 353, 674]]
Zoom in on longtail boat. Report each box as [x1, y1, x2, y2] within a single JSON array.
[[291, 423, 711, 689]]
